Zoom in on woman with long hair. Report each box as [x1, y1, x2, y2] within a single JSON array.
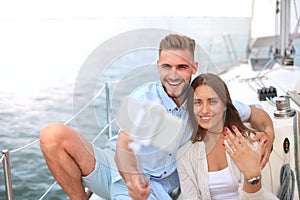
[[176, 73, 278, 199]]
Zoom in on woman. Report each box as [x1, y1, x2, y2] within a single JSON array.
[[176, 73, 278, 199]]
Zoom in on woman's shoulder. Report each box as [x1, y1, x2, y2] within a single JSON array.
[[177, 140, 193, 153], [177, 140, 205, 159]]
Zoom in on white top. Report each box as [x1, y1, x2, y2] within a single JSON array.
[[208, 167, 239, 200], [176, 141, 279, 200]]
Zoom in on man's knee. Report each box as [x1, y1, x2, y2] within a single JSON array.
[[40, 123, 69, 148]]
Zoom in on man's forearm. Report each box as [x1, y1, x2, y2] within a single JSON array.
[[248, 106, 275, 141], [115, 131, 140, 181]]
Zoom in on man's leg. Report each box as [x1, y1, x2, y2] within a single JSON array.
[[40, 123, 96, 200]]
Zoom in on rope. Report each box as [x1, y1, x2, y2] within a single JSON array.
[[293, 0, 299, 20], [63, 84, 106, 125], [91, 123, 110, 144], [1, 83, 109, 200], [277, 163, 295, 200], [36, 121, 111, 200], [38, 181, 57, 200], [277, 113, 299, 200], [7, 84, 107, 154], [287, 0, 300, 54], [10, 139, 40, 154]]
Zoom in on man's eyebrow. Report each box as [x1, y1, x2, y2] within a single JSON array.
[[178, 64, 189, 67]]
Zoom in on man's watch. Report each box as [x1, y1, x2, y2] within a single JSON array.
[[245, 175, 261, 185]]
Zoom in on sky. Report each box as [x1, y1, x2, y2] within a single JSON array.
[[0, 0, 253, 19], [0, 0, 253, 95]]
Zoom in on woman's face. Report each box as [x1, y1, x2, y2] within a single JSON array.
[[193, 84, 226, 133]]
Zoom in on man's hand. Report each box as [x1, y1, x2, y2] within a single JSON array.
[[247, 106, 275, 169], [126, 174, 151, 200], [251, 131, 273, 169]]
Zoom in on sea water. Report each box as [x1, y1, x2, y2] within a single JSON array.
[[0, 16, 299, 200]]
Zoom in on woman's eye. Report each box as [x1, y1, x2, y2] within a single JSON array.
[[193, 100, 201, 105], [210, 100, 218, 104]]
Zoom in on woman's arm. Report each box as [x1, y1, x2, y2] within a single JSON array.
[[177, 150, 202, 200]]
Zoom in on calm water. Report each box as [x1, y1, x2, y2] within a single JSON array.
[[1, 17, 299, 200]]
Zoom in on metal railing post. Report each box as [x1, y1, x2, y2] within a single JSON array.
[[223, 33, 238, 66], [2, 149, 13, 200], [105, 83, 112, 138]]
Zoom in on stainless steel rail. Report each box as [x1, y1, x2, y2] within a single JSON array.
[[2, 150, 13, 200]]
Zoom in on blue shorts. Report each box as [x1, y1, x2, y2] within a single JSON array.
[[81, 146, 157, 199]]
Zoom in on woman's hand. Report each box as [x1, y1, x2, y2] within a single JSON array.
[[222, 126, 267, 179]]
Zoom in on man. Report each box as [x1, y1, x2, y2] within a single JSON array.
[[40, 34, 274, 200]]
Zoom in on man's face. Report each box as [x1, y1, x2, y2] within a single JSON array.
[[157, 49, 198, 105]]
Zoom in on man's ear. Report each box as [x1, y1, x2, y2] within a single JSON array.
[[192, 62, 198, 74]]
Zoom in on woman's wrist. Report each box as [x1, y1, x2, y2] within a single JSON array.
[[243, 168, 261, 179], [244, 174, 261, 185]]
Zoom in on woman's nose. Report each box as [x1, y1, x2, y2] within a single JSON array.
[[201, 103, 209, 113]]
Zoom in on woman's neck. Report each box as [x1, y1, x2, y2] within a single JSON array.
[[204, 128, 224, 147]]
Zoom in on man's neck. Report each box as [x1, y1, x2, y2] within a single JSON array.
[[172, 95, 186, 108]]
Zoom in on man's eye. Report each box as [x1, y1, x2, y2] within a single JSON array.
[[178, 65, 189, 69], [160, 64, 171, 69]]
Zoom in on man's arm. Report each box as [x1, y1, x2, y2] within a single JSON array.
[[246, 106, 275, 169], [115, 131, 150, 200]]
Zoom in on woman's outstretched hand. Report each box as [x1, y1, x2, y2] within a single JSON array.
[[222, 126, 267, 179]]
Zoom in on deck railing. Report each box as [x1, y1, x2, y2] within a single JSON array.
[[0, 83, 113, 200]]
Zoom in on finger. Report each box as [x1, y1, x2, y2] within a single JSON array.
[[231, 125, 247, 148], [260, 153, 269, 169], [258, 139, 269, 169], [224, 127, 243, 150], [257, 138, 268, 154], [222, 143, 236, 157], [143, 176, 150, 187], [223, 127, 237, 153], [251, 132, 264, 142], [143, 179, 151, 198], [138, 177, 151, 197]]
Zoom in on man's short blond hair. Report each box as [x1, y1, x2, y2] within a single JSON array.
[[159, 34, 195, 58]]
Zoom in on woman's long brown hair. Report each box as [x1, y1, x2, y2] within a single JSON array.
[[188, 73, 254, 143]]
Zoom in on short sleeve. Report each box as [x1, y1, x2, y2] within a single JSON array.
[[232, 100, 251, 121]]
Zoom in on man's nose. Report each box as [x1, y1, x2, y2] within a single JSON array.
[[169, 67, 179, 78]]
